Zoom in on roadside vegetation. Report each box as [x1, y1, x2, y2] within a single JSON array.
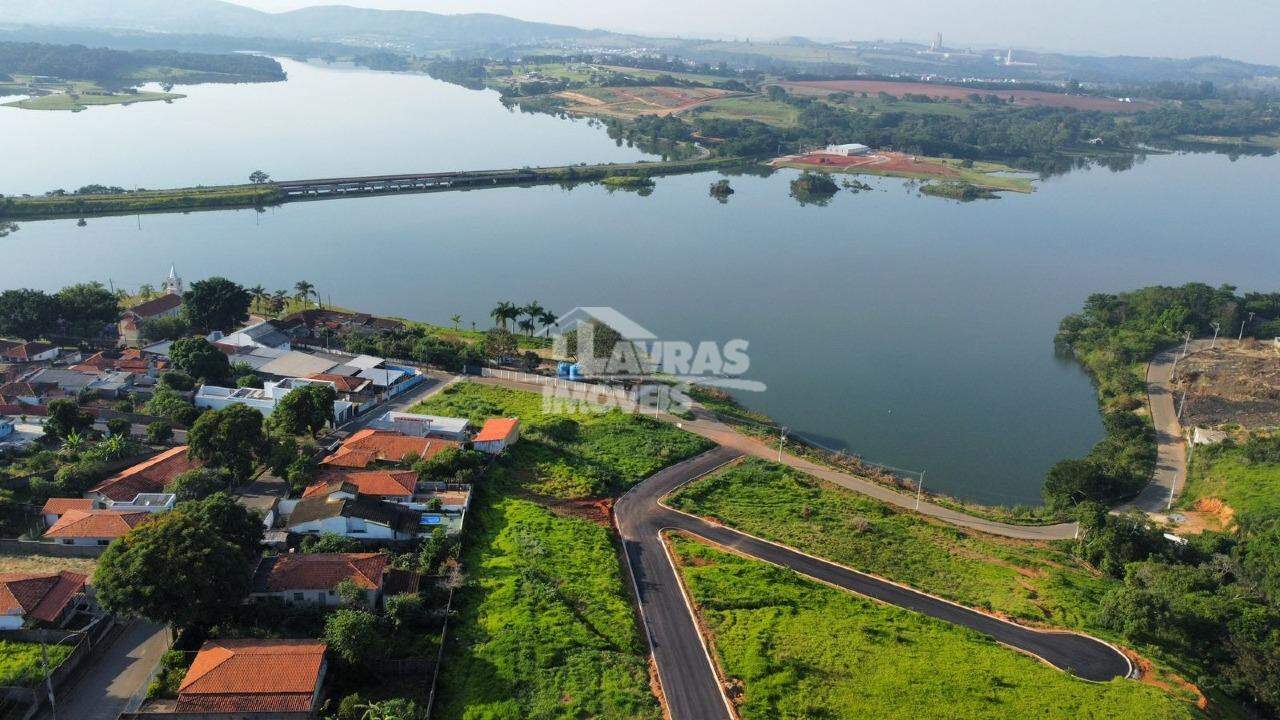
[[1183, 433, 1280, 528], [0, 640, 74, 687], [671, 457, 1280, 716], [670, 536, 1200, 720]]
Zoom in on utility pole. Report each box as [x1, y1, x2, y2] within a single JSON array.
[[1178, 386, 1189, 420], [1240, 312, 1256, 343], [915, 470, 926, 511], [777, 427, 787, 462], [1211, 322, 1221, 349], [1180, 331, 1191, 360]]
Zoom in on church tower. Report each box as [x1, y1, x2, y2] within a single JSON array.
[[163, 264, 184, 296]]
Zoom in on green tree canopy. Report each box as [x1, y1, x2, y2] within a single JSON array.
[[0, 288, 58, 340], [44, 398, 94, 440], [54, 282, 119, 337], [166, 468, 231, 502], [271, 384, 337, 437], [323, 608, 383, 667], [187, 404, 265, 480], [93, 493, 262, 628], [182, 277, 251, 333], [168, 337, 231, 384]]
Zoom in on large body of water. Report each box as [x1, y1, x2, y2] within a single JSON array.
[[3, 60, 1277, 505]]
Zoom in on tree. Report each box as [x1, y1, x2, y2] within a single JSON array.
[[249, 170, 270, 184], [0, 288, 58, 340], [248, 285, 267, 313], [271, 384, 337, 436], [168, 338, 231, 384], [105, 417, 131, 438], [93, 493, 262, 628], [137, 283, 156, 300], [323, 608, 382, 666], [54, 460, 107, 496], [54, 282, 119, 338], [482, 327, 517, 360], [490, 301, 518, 331], [522, 301, 546, 336], [166, 468, 231, 502], [145, 421, 173, 445], [140, 315, 190, 342], [561, 320, 624, 363], [183, 277, 251, 333], [450, 314, 462, 330], [145, 386, 200, 426], [301, 533, 363, 554], [293, 281, 316, 308], [335, 578, 368, 608], [187, 404, 264, 480], [45, 398, 93, 440], [537, 309, 558, 337]]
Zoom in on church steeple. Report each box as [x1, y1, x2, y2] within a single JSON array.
[[163, 264, 184, 296]]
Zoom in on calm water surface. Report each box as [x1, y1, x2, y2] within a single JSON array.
[[2, 63, 1277, 505]]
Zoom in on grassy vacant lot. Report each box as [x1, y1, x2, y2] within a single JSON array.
[[4, 90, 183, 111], [671, 537, 1200, 720], [688, 95, 799, 127], [0, 553, 96, 576], [0, 640, 73, 686], [1182, 443, 1280, 526], [411, 382, 713, 498], [774, 156, 1034, 193], [434, 499, 659, 720], [670, 459, 1112, 628]]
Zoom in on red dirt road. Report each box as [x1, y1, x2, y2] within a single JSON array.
[[784, 79, 1154, 112]]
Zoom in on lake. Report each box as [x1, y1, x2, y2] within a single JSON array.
[[3, 60, 1278, 505]]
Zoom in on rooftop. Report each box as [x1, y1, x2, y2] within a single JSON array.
[[251, 552, 387, 593], [126, 293, 182, 318], [91, 446, 200, 502], [44, 509, 149, 539], [321, 429, 458, 469], [40, 498, 95, 516], [0, 571, 88, 623], [306, 469, 417, 498], [475, 417, 520, 443], [177, 639, 327, 715]]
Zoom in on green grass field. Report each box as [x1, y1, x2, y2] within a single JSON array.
[[1182, 443, 1280, 525], [0, 640, 73, 686], [687, 95, 800, 127], [3, 90, 183, 111], [774, 157, 1034, 193], [433, 499, 659, 720], [669, 458, 1112, 628], [411, 382, 713, 498], [670, 537, 1200, 720]]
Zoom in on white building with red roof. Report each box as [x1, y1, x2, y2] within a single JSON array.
[[176, 639, 327, 717], [0, 571, 89, 629], [473, 417, 521, 454], [249, 552, 416, 607], [43, 509, 150, 546], [88, 446, 200, 504]]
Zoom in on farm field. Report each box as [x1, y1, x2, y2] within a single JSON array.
[[781, 79, 1155, 112], [687, 95, 800, 127], [670, 536, 1201, 720], [774, 151, 1035, 192], [555, 85, 740, 119]]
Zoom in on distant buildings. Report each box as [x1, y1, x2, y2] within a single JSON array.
[[118, 266, 184, 347]]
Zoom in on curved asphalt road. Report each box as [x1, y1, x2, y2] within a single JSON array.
[[1119, 341, 1199, 513], [616, 448, 1134, 720]]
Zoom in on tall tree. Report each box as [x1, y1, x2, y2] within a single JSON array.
[[489, 301, 515, 331], [168, 337, 231, 384], [44, 398, 94, 439], [54, 282, 119, 338], [187, 404, 265, 480], [183, 277, 251, 333], [294, 281, 316, 308], [271, 383, 337, 436], [0, 288, 57, 340], [537, 309, 558, 337], [248, 285, 267, 313], [93, 493, 262, 629], [522, 301, 545, 336]]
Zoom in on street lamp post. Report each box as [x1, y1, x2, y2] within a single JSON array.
[[777, 427, 787, 463], [1240, 312, 1256, 343], [915, 470, 926, 511], [1211, 322, 1222, 349]]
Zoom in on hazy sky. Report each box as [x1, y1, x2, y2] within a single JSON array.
[[227, 0, 1280, 65]]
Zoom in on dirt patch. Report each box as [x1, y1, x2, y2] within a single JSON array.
[[555, 86, 737, 118], [0, 553, 97, 576], [1173, 341, 1280, 429], [1194, 497, 1235, 527], [781, 79, 1155, 112], [546, 497, 614, 526], [779, 151, 959, 178], [1129, 653, 1208, 710]]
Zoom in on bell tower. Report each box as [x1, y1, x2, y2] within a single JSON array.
[[163, 264, 184, 296]]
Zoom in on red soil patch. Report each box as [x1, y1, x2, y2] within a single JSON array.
[[787, 151, 959, 178], [784, 80, 1154, 112]]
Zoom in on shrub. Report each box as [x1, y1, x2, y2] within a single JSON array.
[[105, 417, 131, 438], [145, 421, 173, 445]]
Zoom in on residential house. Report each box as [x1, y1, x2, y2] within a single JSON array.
[[320, 429, 458, 469], [41, 498, 95, 527], [274, 309, 404, 346], [195, 378, 355, 424], [249, 552, 417, 607], [0, 341, 59, 364], [0, 381, 57, 406], [0, 418, 12, 441], [175, 639, 328, 718], [304, 470, 418, 504], [72, 349, 166, 378], [0, 571, 90, 629], [285, 492, 421, 541], [307, 373, 373, 402], [473, 417, 521, 454], [106, 493, 176, 514], [43, 510, 149, 546], [213, 320, 293, 353], [255, 351, 336, 379], [369, 411, 470, 440], [22, 367, 96, 395], [118, 294, 183, 348], [88, 446, 200, 503]]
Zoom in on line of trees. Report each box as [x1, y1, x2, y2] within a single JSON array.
[[0, 41, 285, 88]]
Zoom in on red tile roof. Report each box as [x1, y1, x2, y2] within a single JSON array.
[[0, 571, 88, 624], [475, 417, 520, 443], [177, 639, 326, 714], [126, 293, 182, 319], [0, 403, 46, 416], [0, 382, 52, 399], [320, 429, 457, 469], [305, 470, 417, 498], [41, 498, 95, 516], [43, 510, 149, 540], [90, 446, 200, 502], [308, 373, 371, 394], [0, 342, 55, 361], [251, 553, 387, 593]]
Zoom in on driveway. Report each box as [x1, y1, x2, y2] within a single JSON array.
[[615, 449, 1133, 719], [41, 620, 170, 720]]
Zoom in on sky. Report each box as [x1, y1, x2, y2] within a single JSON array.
[[226, 0, 1280, 65]]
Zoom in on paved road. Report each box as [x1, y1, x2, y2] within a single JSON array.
[[1119, 342, 1197, 513], [41, 621, 170, 720], [616, 449, 1134, 719]]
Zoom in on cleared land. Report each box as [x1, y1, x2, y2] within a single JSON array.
[[0, 553, 97, 575], [670, 536, 1200, 720], [1182, 439, 1280, 529], [1170, 342, 1280, 429], [555, 85, 740, 119], [773, 151, 1035, 192], [3, 90, 183, 112], [781, 80, 1156, 112], [686, 95, 799, 127]]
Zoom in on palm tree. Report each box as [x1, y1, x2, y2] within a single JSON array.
[[138, 283, 156, 300], [450, 314, 462, 331], [538, 309, 558, 337], [517, 317, 535, 335], [294, 281, 316, 309], [522, 301, 545, 336], [248, 285, 267, 313], [271, 289, 288, 315], [490, 301, 518, 331]]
